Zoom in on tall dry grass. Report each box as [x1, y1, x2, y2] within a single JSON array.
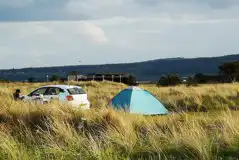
[[0, 81, 239, 159]]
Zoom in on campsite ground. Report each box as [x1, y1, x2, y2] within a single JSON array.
[[0, 81, 239, 159]]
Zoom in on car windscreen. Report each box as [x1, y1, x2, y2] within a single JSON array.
[[67, 87, 86, 95]]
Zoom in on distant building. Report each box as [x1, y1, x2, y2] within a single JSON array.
[[87, 73, 129, 82], [67, 74, 87, 81], [67, 72, 134, 84]]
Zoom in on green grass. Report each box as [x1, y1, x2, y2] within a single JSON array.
[[1, 81, 239, 159]]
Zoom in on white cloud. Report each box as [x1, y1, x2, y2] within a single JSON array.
[[75, 23, 109, 44], [0, 21, 108, 44], [0, 21, 111, 68]]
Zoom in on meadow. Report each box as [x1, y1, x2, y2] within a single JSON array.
[[0, 81, 239, 159]]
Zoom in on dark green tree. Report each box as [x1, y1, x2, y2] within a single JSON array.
[[157, 75, 168, 86], [28, 77, 35, 83], [127, 74, 137, 85], [50, 74, 60, 82], [219, 61, 239, 82], [157, 73, 182, 87], [69, 71, 79, 75], [186, 76, 198, 87], [194, 73, 207, 83]]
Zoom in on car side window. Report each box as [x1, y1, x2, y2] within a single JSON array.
[[46, 87, 64, 95], [30, 87, 48, 96], [67, 87, 86, 95]]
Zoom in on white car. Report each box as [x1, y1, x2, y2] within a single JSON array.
[[22, 85, 90, 110]]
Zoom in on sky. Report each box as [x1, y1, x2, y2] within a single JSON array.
[[0, 0, 239, 69]]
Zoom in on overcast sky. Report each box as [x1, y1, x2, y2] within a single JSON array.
[[0, 0, 239, 69]]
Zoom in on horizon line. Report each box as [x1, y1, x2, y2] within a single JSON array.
[[0, 53, 238, 71]]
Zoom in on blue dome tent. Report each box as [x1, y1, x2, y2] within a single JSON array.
[[110, 86, 168, 115]]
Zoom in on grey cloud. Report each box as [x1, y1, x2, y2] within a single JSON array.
[[0, 8, 90, 21], [0, 0, 90, 21], [198, 0, 239, 9], [136, 0, 239, 8], [0, 0, 33, 8], [0, 0, 239, 21]]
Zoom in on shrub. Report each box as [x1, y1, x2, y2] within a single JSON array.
[[157, 74, 182, 87], [186, 76, 199, 87]]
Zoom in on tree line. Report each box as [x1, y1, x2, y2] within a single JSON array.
[[27, 74, 65, 83], [157, 61, 239, 86], [1, 61, 239, 85]]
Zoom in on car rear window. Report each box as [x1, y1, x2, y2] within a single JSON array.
[[67, 87, 86, 95]]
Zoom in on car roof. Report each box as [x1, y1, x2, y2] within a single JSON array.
[[40, 85, 82, 90]]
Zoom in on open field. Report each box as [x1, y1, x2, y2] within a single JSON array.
[[1, 81, 239, 159]]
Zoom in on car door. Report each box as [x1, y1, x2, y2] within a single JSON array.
[[28, 87, 48, 101], [44, 87, 63, 101]]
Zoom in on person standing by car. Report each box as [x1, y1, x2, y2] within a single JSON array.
[[58, 89, 67, 102], [13, 89, 24, 101]]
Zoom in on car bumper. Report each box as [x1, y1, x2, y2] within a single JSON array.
[[70, 101, 90, 110]]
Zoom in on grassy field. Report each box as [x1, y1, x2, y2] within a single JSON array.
[[1, 81, 239, 159]]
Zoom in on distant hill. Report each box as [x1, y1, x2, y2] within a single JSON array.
[[1, 54, 239, 82]]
